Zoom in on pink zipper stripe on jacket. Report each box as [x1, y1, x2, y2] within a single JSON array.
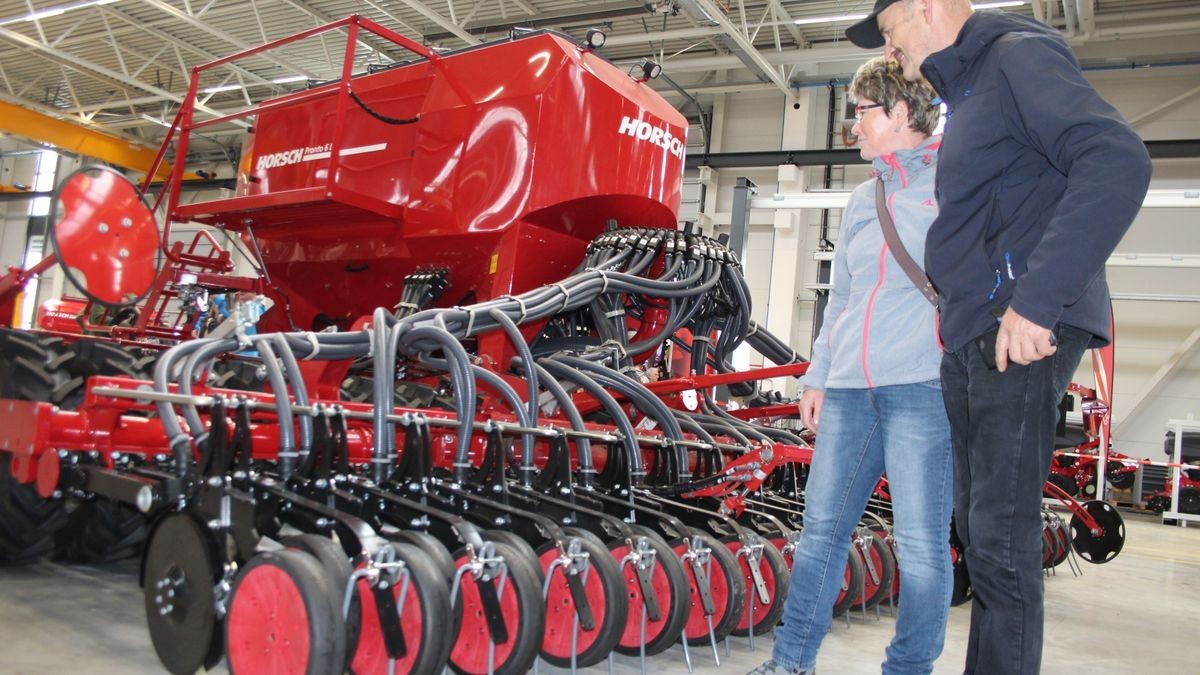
[[861, 177, 907, 388], [861, 241, 889, 388]]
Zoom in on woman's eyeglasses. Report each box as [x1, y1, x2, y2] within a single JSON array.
[[853, 103, 884, 121]]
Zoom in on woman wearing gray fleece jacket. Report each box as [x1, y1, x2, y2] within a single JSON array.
[[753, 58, 953, 675]]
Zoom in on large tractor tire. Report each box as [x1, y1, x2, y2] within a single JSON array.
[[0, 329, 74, 563], [53, 338, 154, 564]]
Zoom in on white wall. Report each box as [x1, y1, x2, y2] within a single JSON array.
[[1090, 67, 1200, 460], [699, 63, 1200, 458]]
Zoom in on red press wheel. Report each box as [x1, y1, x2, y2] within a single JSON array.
[[610, 524, 690, 656], [349, 542, 453, 675], [1041, 525, 1056, 569], [831, 546, 865, 618], [449, 541, 544, 675], [281, 534, 357, 672], [723, 535, 790, 637], [535, 528, 627, 668], [225, 549, 347, 675], [482, 529, 545, 585], [867, 525, 901, 605], [850, 529, 895, 612], [391, 530, 456, 582], [670, 532, 746, 645]]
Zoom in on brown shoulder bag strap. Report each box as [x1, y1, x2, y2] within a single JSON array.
[[874, 178, 939, 308]]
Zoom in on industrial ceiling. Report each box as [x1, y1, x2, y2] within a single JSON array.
[[1, 0, 1199, 168]]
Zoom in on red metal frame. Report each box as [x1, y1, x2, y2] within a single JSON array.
[[679, 444, 814, 516]]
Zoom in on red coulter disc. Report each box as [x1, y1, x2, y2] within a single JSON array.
[[610, 542, 673, 649], [723, 540, 777, 633], [536, 547, 608, 658], [449, 554, 521, 673], [831, 547, 866, 617], [349, 562, 425, 675], [225, 560, 314, 674], [852, 541, 883, 610], [672, 541, 732, 641]]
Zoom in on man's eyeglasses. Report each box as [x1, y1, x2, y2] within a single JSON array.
[[853, 103, 884, 121]]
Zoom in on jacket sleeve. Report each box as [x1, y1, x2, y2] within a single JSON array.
[[802, 185, 864, 391], [996, 37, 1152, 329]]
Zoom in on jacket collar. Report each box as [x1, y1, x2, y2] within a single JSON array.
[[872, 134, 942, 184], [921, 10, 1059, 101]]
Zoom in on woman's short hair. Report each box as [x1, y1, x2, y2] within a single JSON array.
[[850, 57, 941, 135]]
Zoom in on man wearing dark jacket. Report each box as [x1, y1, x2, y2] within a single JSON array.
[[846, 1, 1152, 673]]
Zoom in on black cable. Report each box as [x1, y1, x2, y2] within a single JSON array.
[[349, 89, 419, 125]]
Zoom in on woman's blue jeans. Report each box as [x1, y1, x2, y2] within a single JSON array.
[[772, 382, 954, 674]]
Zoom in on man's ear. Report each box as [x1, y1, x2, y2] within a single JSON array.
[[917, 0, 934, 26]]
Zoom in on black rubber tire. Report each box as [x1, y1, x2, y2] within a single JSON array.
[[58, 338, 148, 408], [868, 524, 901, 605], [850, 529, 896, 612], [1052, 521, 1071, 567], [483, 529, 545, 585], [832, 545, 865, 618], [610, 523, 691, 657], [536, 527, 628, 668], [1041, 523, 1057, 570], [728, 535, 791, 637], [349, 541, 454, 675], [449, 540, 545, 675], [1180, 488, 1200, 515], [1105, 461, 1135, 490], [1046, 471, 1079, 498], [0, 329, 75, 403], [672, 530, 747, 646], [225, 549, 347, 675], [0, 452, 67, 564], [56, 498, 148, 563], [52, 338, 153, 564], [391, 530, 456, 583], [282, 534, 358, 673], [0, 329, 73, 563]]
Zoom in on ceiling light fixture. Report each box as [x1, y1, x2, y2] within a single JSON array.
[[793, 13, 869, 27], [794, 1, 1026, 26], [271, 75, 307, 84], [0, 0, 121, 27], [201, 84, 243, 94], [139, 114, 173, 128]]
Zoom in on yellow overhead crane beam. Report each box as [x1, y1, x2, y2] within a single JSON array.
[[0, 99, 193, 181]]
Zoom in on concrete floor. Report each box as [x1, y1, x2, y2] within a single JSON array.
[[1, 510, 1197, 674]]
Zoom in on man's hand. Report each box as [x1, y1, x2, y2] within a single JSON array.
[[994, 307, 1056, 372], [799, 388, 825, 432]]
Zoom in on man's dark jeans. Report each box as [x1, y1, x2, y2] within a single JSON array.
[[941, 323, 1091, 675]]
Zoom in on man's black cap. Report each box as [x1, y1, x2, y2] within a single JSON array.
[[845, 0, 905, 49]]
